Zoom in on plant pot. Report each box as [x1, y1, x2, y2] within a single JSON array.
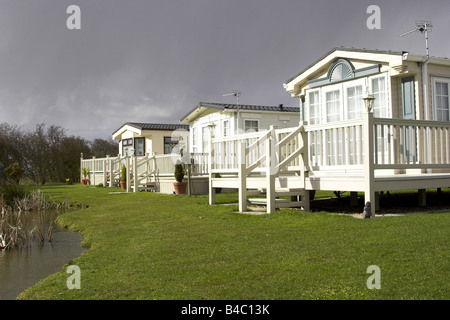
[[173, 182, 187, 195], [120, 180, 127, 190], [82, 179, 89, 185]]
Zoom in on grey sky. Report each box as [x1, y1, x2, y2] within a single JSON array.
[[0, 0, 449, 140]]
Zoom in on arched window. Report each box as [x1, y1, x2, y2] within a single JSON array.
[[327, 59, 355, 82]]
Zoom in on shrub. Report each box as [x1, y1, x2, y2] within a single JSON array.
[[121, 164, 126, 182], [0, 183, 29, 206], [174, 163, 185, 183]]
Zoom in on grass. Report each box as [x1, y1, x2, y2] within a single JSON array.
[[17, 184, 450, 300]]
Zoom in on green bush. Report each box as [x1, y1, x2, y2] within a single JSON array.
[[174, 162, 185, 183], [121, 164, 126, 182], [0, 183, 30, 206]]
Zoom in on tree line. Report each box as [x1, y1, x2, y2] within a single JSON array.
[[0, 122, 118, 184]]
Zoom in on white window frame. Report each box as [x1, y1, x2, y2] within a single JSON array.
[[431, 76, 450, 121], [191, 127, 198, 153], [222, 119, 230, 137], [368, 73, 390, 118], [201, 126, 209, 153], [244, 119, 259, 133], [343, 78, 366, 120], [306, 89, 321, 125], [322, 83, 342, 123]]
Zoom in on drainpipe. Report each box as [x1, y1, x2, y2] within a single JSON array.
[[422, 57, 430, 121], [422, 56, 431, 168]]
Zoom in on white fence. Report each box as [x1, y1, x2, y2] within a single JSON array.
[[80, 153, 209, 190]]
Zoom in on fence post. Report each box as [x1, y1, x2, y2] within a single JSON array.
[[102, 156, 107, 187], [126, 155, 131, 193], [363, 111, 375, 217], [108, 156, 113, 187], [208, 127, 215, 205], [133, 153, 138, 193], [92, 156, 96, 185], [80, 153, 84, 184], [238, 141, 247, 213]]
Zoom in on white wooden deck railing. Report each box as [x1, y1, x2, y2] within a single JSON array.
[[80, 152, 209, 190]]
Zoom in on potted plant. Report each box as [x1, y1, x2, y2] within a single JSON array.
[[81, 167, 89, 185], [173, 162, 187, 194], [120, 164, 127, 190]]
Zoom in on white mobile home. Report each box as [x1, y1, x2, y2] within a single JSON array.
[[112, 122, 190, 156], [209, 47, 450, 215], [180, 102, 300, 153]]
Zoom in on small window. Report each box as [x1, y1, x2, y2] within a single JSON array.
[[223, 120, 229, 137], [191, 127, 198, 153], [134, 138, 145, 156], [244, 120, 259, 132], [202, 127, 209, 153], [433, 78, 450, 121], [308, 91, 320, 124], [122, 138, 133, 156], [164, 136, 179, 154], [122, 138, 133, 146]]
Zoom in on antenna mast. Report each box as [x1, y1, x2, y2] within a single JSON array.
[[400, 20, 433, 57], [222, 90, 241, 105]]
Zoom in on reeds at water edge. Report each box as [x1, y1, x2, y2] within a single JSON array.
[[0, 190, 68, 250]]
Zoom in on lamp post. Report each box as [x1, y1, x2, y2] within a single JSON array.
[[363, 92, 375, 113]]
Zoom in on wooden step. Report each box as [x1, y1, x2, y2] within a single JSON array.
[[248, 197, 305, 209], [274, 188, 305, 197]]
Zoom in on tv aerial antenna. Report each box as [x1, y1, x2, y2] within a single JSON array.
[[400, 20, 433, 57], [222, 90, 241, 105]]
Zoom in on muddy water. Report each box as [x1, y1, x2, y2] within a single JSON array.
[[0, 219, 86, 300]]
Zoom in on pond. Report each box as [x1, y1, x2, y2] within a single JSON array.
[[0, 211, 86, 300]]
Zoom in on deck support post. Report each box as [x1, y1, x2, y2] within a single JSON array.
[[418, 189, 427, 207], [350, 192, 358, 207], [266, 128, 276, 213], [238, 141, 247, 213], [299, 121, 310, 211], [302, 190, 310, 212], [363, 111, 376, 217]]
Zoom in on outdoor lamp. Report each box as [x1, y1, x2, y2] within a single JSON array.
[[363, 92, 375, 112]]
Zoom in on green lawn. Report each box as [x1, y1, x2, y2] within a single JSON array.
[[18, 184, 449, 300]]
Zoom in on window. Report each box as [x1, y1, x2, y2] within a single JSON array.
[[122, 138, 133, 156], [164, 136, 179, 154], [346, 85, 364, 119], [223, 120, 229, 137], [371, 75, 388, 118], [134, 138, 145, 156], [325, 90, 341, 122], [433, 78, 450, 121], [202, 126, 209, 153], [244, 120, 259, 132], [192, 127, 198, 153], [308, 91, 320, 124]]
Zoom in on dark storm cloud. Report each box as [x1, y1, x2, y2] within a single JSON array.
[[0, 0, 449, 139]]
